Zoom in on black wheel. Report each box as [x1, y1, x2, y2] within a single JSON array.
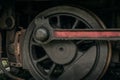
[[22, 6, 111, 80]]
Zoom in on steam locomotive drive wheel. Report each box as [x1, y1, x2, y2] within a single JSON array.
[[22, 6, 111, 80]]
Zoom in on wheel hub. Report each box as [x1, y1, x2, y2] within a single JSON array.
[[43, 41, 76, 64], [34, 27, 49, 42]]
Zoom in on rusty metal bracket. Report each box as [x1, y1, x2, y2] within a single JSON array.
[[0, 32, 24, 80], [10, 27, 26, 67]]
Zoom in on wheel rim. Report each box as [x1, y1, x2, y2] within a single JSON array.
[[22, 6, 111, 80]]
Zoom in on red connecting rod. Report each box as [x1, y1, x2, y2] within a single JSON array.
[[53, 29, 120, 40]]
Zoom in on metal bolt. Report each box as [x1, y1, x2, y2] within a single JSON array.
[[35, 28, 49, 42]]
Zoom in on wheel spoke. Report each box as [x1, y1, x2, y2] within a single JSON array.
[[32, 41, 40, 46], [77, 40, 95, 51], [31, 38, 41, 46], [72, 19, 79, 29], [57, 16, 61, 28], [48, 63, 56, 76], [35, 55, 48, 63], [76, 40, 84, 45], [84, 41, 95, 49]]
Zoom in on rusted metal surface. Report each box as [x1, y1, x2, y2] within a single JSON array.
[[0, 32, 24, 80], [10, 27, 26, 67]]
